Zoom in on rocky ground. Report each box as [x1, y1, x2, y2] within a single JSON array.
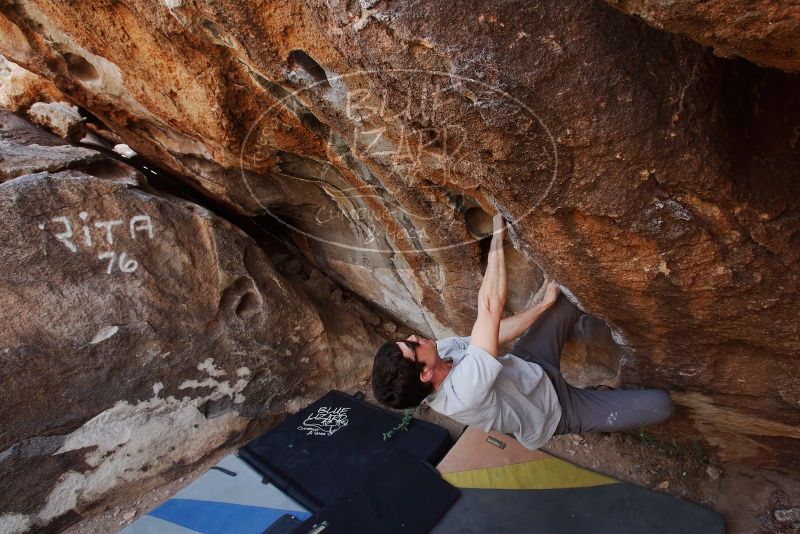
[[545, 433, 800, 534]]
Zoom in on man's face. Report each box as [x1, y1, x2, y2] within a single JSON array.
[[396, 334, 438, 370]]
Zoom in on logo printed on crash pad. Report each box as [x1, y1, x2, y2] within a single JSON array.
[[298, 406, 350, 436]]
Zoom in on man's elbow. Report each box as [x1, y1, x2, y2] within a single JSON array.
[[478, 294, 505, 318]]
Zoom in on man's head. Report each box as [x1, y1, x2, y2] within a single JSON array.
[[371, 335, 439, 409]]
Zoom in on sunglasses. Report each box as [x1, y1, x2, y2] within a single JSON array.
[[401, 339, 421, 362]]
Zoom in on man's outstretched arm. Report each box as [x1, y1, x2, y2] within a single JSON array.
[[470, 213, 507, 357], [497, 281, 560, 346]]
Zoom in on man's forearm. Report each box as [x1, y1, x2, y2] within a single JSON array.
[[498, 299, 555, 346], [484, 225, 507, 303], [470, 215, 508, 357]]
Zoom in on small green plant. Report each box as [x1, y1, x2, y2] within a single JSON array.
[[638, 431, 697, 460], [639, 431, 658, 447], [382, 408, 415, 441]]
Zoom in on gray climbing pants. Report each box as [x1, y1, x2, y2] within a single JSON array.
[[512, 294, 675, 435]]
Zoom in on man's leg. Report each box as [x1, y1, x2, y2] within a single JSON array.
[[515, 293, 674, 434], [513, 293, 581, 369], [552, 377, 675, 434]]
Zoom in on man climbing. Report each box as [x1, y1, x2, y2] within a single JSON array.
[[371, 214, 674, 450]]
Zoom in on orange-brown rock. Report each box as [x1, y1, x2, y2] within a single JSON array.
[[605, 0, 800, 72], [0, 55, 64, 112], [0, 0, 798, 524]]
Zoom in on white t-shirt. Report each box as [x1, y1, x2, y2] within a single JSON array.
[[423, 336, 562, 450]]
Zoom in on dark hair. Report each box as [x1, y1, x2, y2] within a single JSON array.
[[371, 341, 433, 409]]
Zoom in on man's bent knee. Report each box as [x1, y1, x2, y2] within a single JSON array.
[[650, 390, 675, 424]]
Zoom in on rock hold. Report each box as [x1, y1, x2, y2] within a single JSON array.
[[381, 321, 397, 335], [26, 101, 85, 142], [705, 466, 721, 481]]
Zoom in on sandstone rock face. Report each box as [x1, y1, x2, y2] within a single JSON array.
[[0, 124, 385, 530], [0, 0, 798, 511], [0, 54, 64, 112], [0, 138, 99, 180], [0, 108, 68, 148], [0, 107, 118, 188], [0, 111, 102, 181], [605, 0, 800, 72]]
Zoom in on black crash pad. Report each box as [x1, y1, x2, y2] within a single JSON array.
[[239, 390, 451, 511], [293, 449, 460, 534]]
